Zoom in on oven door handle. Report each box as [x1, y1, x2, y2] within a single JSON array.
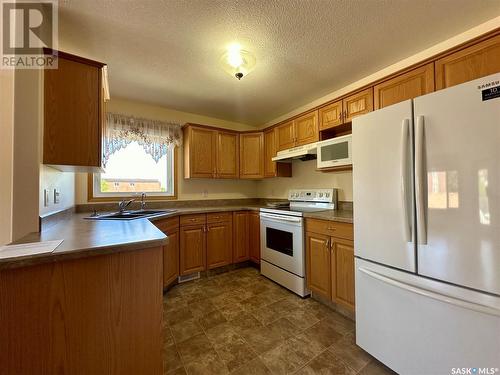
[[260, 212, 303, 223]]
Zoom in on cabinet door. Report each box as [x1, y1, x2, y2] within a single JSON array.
[[343, 88, 374, 123], [179, 224, 206, 275], [185, 126, 216, 178], [435, 34, 500, 90], [319, 101, 343, 130], [249, 212, 261, 264], [44, 55, 103, 168], [294, 110, 319, 146], [374, 63, 434, 109], [240, 133, 264, 179], [233, 211, 249, 263], [216, 131, 239, 178], [264, 129, 277, 177], [276, 121, 295, 151], [332, 239, 355, 311], [306, 232, 331, 299], [163, 229, 179, 288], [206, 221, 233, 269]]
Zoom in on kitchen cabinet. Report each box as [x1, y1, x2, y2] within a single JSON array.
[[179, 214, 207, 275], [319, 88, 374, 130], [276, 110, 319, 151], [306, 218, 355, 311], [249, 211, 261, 264], [206, 216, 233, 269], [216, 131, 239, 178], [43, 51, 106, 171], [184, 125, 239, 179], [239, 132, 264, 179], [154, 217, 180, 288], [435, 34, 500, 90], [306, 232, 331, 299], [233, 211, 250, 263], [374, 63, 435, 109], [264, 128, 292, 178]]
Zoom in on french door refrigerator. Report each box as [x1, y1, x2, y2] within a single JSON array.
[[352, 73, 500, 375]]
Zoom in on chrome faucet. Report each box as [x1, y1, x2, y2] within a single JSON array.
[[140, 193, 147, 210], [118, 198, 136, 213]]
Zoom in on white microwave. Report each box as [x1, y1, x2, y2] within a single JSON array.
[[316, 134, 352, 168]]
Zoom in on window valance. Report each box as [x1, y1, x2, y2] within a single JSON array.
[[103, 112, 182, 166]]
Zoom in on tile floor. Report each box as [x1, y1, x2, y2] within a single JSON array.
[[163, 267, 396, 375]]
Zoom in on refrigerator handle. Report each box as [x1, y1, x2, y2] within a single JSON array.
[[358, 266, 500, 317], [400, 119, 411, 242], [415, 115, 427, 245]]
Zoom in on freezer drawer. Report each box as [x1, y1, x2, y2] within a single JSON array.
[[355, 258, 500, 375]]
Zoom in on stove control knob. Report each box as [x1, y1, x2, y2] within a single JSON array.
[[319, 193, 323, 198], [325, 193, 330, 198]]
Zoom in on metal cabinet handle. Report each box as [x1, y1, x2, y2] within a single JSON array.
[[327, 226, 336, 231]]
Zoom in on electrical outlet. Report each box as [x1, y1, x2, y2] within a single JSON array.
[[202, 190, 208, 198], [44, 189, 50, 207], [53, 189, 60, 204]]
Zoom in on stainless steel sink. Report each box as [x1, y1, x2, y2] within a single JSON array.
[[85, 209, 176, 220]]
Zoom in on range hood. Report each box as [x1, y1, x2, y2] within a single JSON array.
[[272, 142, 318, 162]]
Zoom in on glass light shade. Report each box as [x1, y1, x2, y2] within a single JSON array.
[[220, 49, 256, 79]]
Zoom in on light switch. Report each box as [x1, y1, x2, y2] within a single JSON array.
[[44, 189, 49, 207], [53, 189, 60, 204]]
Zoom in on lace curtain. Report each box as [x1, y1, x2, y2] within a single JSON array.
[[103, 112, 182, 167]]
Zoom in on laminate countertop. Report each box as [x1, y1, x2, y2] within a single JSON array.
[[2, 205, 352, 270]]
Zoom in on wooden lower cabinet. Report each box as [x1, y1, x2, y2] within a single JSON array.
[[180, 223, 206, 275], [331, 239, 355, 310], [249, 211, 261, 264], [306, 219, 355, 312], [233, 211, 250, 263], [206, 220, 233, 269], [163, 229, 179, 287], [306, 232, 331, 299]]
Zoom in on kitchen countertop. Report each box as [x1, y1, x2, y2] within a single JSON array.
[[2, 205, 352, 270]]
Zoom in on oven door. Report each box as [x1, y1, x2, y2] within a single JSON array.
[[317, 136, 352, 168], [260, 212, 304, 277]]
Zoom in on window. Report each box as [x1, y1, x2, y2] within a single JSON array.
[[89, 112, 181, 201], [91, 143, 176, 200]]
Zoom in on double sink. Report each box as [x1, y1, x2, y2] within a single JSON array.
[[85, 209, 177, 221]]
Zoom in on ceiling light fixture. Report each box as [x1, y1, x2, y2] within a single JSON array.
[[220, 44, 256, 80]]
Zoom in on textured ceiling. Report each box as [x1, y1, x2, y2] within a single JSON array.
[[58, 0, 500, 126]]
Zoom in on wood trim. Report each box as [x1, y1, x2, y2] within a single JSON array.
[[87, 147, 178, 202], [43, 48, 106, 68]]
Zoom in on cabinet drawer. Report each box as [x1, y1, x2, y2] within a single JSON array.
[[154, 216, 179, 233], [180, 214, 207, 226], [305, 218, 353, 240], [207, 212, 232, 223]]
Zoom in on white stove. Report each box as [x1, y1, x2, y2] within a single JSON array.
[[259, 189, 337, 296]]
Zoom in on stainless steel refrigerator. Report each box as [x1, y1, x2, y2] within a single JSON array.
[[353, 73, 500, 375]]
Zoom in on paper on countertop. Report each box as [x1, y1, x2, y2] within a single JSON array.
[[0, 239, 64, 260]]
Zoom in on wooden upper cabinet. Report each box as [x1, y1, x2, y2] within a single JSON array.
[[319, 101, 343, 130], [264, 128, 292, 178], [374, 63, 435, 109], [240, 132, 264, 179], [294, 110, 319, 146], [43, 51, 105, 170], [343, 88, 374, 123], [233, 211, 249, 263], [332, 239, 355, 310], [206, 220, 233, 269], [184, 126, 216, 178], [216, 131, 239, 179], [435, 34, 500, 90], [306, 232, 331, 300], [276, 121, 295, 151]]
